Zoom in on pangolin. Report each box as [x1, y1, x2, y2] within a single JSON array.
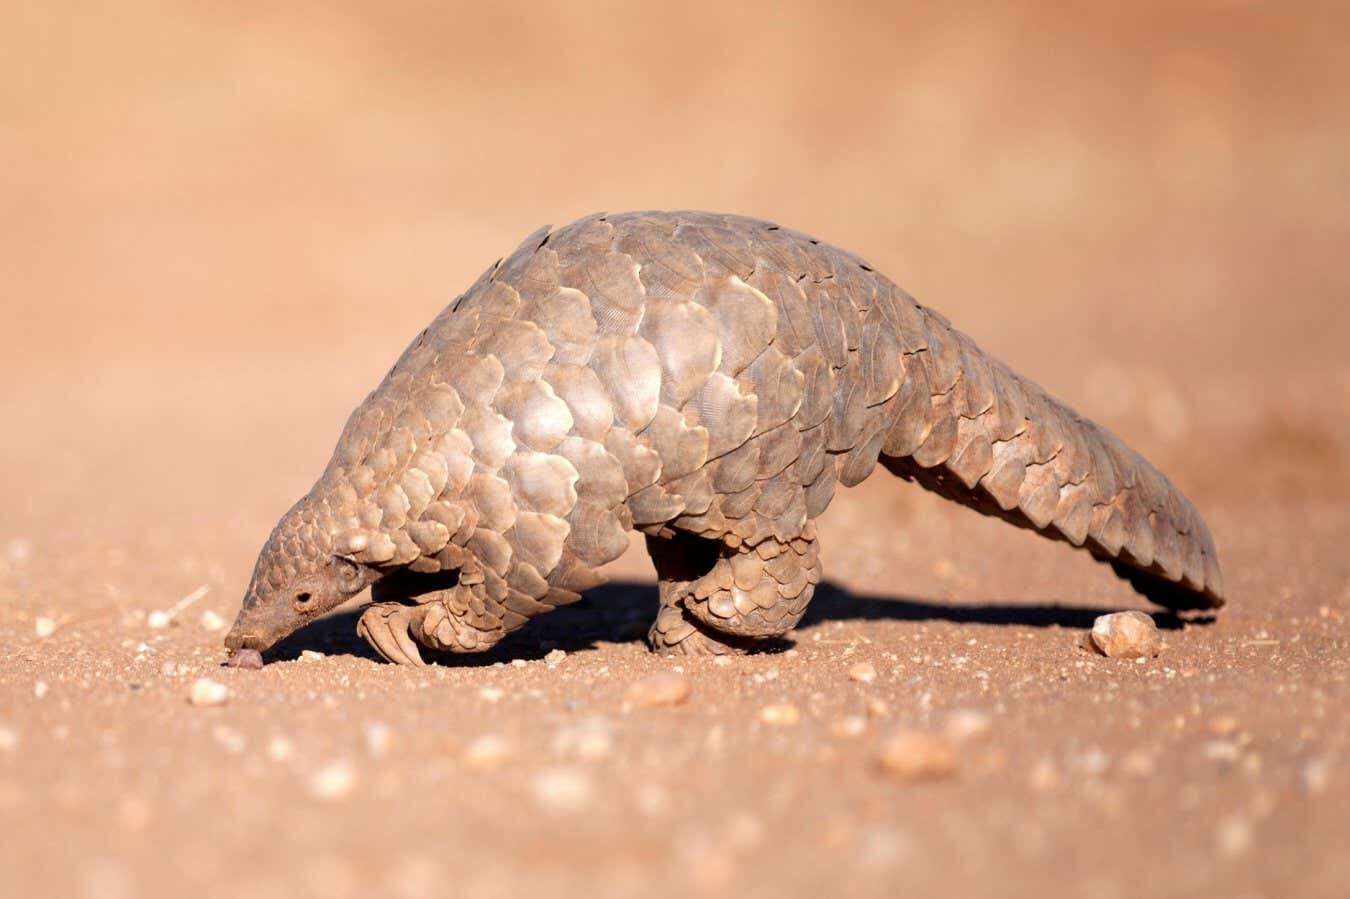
[[224, 211, 1224, 667]]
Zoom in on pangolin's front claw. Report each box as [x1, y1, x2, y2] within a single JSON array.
[[357, 603, 427, 667]]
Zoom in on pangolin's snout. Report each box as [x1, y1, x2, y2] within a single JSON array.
[[222, 594, 294, 665]]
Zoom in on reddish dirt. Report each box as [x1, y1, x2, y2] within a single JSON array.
[[1, 3, 1347, 897]]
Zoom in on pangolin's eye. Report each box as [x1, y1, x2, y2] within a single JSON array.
[[294, 591, 314, 609], [334, 556, 362, 584]]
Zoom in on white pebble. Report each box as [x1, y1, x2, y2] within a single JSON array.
[[199, 610, 226, 632], [478, 686, 504, 703], [1215, 815, 1253, 858], [874, 730, 958, 782], [300, 650, 325, 662], [1301, 757, 1332, 796], [266, 736, 294, 763], [363, 722, 393, 758], [847, 662, 878, 684], [758, 703, 800, 726], [831, 715, 868, 738], [0, 726, 16, 752], [1078, 747, 1111, 776], [634, 783, 671, 816], [146, 610, 173, 630], [511, 658, 528, 668], [462, 734, 513, 770], [551, 717, 614, 761], [212, 725, 246, 754], [943, 709, 992, 743], [308, 762, 357, 801], [1029, 758, 1059, 791], [530, 767, 594, 814], [544, 648, 567, 666], [187, 678, 229, 706], [34, 617, 57, 638], [1089, 611, 1161, 659], [33, 681, 49, 700]]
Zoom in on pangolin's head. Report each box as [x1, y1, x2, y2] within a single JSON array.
[[224, 492, 378, 662]]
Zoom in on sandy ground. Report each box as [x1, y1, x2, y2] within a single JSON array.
[[2, 3, 1349, 897]]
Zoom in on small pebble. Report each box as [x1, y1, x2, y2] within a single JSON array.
[[551, 717, 614, 761], [300, 650, 325, 662], [1089, 611, 1161, 659], [1029, 758, 1059, 791], [511, 659, 528, 669], [33, 681, 49, 700], [1121, 750, 1157, 776], [1203, 740, 1241, 764], [831, 715, 868, 738], [266, 736, 295, 763], [865, 697, 890, 718], [187, 678, 229, 706], [758, 703, 800, 726], [1077, 747, 1111, 776], [943, 709, 992, 743], [199, 610, 226, 632], [308, 762, 357, 801], [875, 730, 957, 782], [146, 610, 173, 630], [1215, 815, 1253, 858], [847, 662, 877, 684], [544, 648, 567, 666], [634, 783, 671, 817], [530, 767, 594, 814], [364, 722, 393, 759], [625, 672, 692, 709], [462, 734, 513, 769], [726, 813, 764, 851], [1300, 757, 1331, 796], [34, 617, 57, 638], [6, 537, 33, 562], [0, 726, 16, 752], [212, 725, 246, 754], [1208, 715, 1240, 736], [478, 686, 504, 703]]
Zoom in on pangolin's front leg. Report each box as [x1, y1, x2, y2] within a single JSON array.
[[357, 584, 514, 666], [357, 566, 557, 665], [645, 524, 822, 655]]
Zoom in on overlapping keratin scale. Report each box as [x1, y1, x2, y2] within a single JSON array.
[[291, 210, 1221, 660]]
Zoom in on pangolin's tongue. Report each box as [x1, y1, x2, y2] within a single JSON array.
[[224, 648, 264, 670]]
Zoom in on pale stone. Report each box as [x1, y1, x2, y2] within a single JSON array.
[[758, 703, 800, 726], [875, 730, 958, 782], [847, 662, 877, 684], [625, 672, 692, 709], [187, 678, 229, 706], [1089, 611, 1161, 658]]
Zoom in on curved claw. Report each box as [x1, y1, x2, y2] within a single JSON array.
[[357, 604, 427, 667]]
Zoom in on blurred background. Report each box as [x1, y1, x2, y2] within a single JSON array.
[[2, 2, 1347, 897], [5, 0, 1347, 503]]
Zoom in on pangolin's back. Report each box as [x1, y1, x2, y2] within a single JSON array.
[[319, 211, 1222, 614]]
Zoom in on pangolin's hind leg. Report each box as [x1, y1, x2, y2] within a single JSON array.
[[644, 524, 822, 656]]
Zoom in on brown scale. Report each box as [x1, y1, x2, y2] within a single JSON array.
[[225, 211, 1226, 667]]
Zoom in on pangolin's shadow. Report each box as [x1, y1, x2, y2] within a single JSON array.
[[266, 579, 1198, 666]]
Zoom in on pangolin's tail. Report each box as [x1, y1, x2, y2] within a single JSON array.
[[874, 302, 1224, 610]]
